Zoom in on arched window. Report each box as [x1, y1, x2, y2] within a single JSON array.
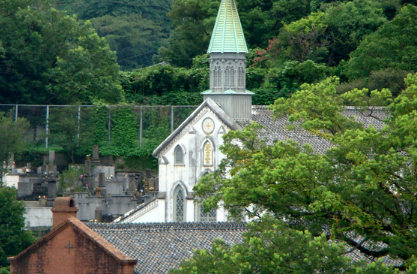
[[225, 67, 230, 88], [213, 67, 218, 87], [203, 141, 213, 166], [174, 186, 185, 222], [174, 145, 184, 165], [199, 205, 217, 222], [238, 67, 244, 87], [230, 67, 235, 88], [217, 67, 222, 87]]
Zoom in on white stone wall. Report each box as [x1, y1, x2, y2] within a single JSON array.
[[158, 108, 229, 222], [24, 207, 53, 227], [3, 174, 19, 188]]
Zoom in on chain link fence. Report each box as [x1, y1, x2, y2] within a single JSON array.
[[0, 104, 198, 149]]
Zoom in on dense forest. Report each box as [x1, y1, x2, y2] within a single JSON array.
[[1, 0, 417, 169], [1, 0, 417, 106]]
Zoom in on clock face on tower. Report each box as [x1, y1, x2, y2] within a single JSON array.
[[202, 118, 215, 135]]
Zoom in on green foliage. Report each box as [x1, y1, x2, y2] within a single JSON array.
[[121, 59, 209, 105], [0, 112, 30, 182], [159, 0, 312, 67], [170, 217, 396, 274], [275, 0, 387, 66], [337, 68, 412, 97], [194, 73, 417, 266], [91, 105, 109, 145], [346, 4, 417, 79], [156, 0, 218, 67], [0, 187, 35, 267], [0, 0, 122, 105], [61, 165, 85, 191], [48, 107, 93, 163], [111, 106, 139, 153], [267, 60, 330, 97], [79, 0, 172, 69]]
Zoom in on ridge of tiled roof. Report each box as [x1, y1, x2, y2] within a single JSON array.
[[88, 221, 248, 231]]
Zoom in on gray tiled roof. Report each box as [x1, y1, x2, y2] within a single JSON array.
[[86, 221, 403, 273], [87, 222, 247, 274], [241, 106, 388, 154]]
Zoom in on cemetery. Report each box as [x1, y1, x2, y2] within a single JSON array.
[[2, 145, 160, 228]]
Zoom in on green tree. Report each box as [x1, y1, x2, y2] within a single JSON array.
[[159, 0, 312, 67], [345, 4, 417, 79], [0, 0, 122, 105], [67, 0, 173, 69], [170, 217, 397, 274], [156, 0, 218, 67], [194, 73, 417, 267], [0, 112, 30, 184], [0, 187, 34, 267], [276, 0, 387, 67]]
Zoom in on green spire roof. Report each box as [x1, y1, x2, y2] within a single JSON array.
[[207, 0, 248, 54]]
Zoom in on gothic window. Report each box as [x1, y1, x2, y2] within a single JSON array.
[[213, 67, 218, 87], [214, 66, 222, 88], [203, 141, 213, 166], [174, 186, 185, 222], [174, 145, 184, 165], [199, 205, 217, 222], [230, 67, 235, 88], [238, 67, 245, 88], [217, 67, 222, 87], [225, 67, 230, 88]]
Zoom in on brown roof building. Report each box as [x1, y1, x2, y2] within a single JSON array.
[[8, 197, 137, 274]]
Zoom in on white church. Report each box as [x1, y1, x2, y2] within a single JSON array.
[[114, 0, 385, 224]]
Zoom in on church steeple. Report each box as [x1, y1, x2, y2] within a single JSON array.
[[202, 0, 253, 120], [207, 0, 248, 54]]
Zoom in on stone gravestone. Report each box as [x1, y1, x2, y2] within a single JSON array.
[[10, 162, 17, 174], [155, 178, 159, 191], [128, 174, 137, 192], [47, 150, 57, 173], [84, 160, 94, 191], [149, 178, 155, 191], [85, 160, 92, 176], [95, 209, 103, 222], [47, 181, 57, 198], [145, 169, 151, 179], [135, 174, 143, 191], [49, 150, 55, 164], [37, 166, 42, 174], [92, 145, 100, 163], [98, 173, 105, 187]]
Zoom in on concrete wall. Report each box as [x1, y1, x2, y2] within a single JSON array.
[[24, 207, 53, 227], [75, 192, 137, 221], [3, 175, 19, 188], [106, 182, 123, 195]]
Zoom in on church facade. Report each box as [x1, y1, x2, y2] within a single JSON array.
[[116, 0, 252, 223], [114, 0, 387, 224]]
